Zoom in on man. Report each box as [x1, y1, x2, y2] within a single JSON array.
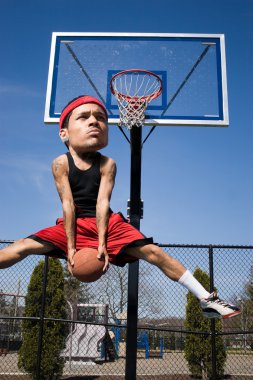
[[0, 95, 240, 319]]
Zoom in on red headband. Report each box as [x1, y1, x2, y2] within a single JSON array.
[[59, 96, 108, 129]]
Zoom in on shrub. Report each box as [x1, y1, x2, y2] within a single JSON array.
[[18, 258, 67, 379], [184, 268, 226, 379]]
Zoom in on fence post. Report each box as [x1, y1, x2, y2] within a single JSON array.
[[36, 256, 49, 380], [208, 245, 217, 380]]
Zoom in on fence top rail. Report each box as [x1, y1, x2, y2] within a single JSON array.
[[158, 243, 253, 249], [1, 240, 253, 250]]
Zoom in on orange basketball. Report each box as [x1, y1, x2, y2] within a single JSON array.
[[72, 248, 105, 283]]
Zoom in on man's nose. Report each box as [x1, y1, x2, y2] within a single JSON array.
[[88, 114, 99, 125]]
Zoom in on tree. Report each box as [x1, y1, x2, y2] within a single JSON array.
[[97, 264, 163, 323], [63, 264, 93, 324], [243, 265, 253, 325], [184, 268, 226, 379], [96, 266, 128, 323], [0, 291, 10, 344], [0, 290, 8, 312], [64, 265, 92, 303], [236, 265, 253, 349], [18, 258, 67, 379]]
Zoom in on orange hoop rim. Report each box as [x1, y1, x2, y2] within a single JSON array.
[[110, 69, 163, 102]]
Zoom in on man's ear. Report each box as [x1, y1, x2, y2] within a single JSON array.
[[59, 128, 69, 143]]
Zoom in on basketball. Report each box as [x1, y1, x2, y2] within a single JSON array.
[[72, 248, 105, 283]]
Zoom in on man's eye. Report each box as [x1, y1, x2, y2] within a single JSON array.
[[97, 115, 106, 121]]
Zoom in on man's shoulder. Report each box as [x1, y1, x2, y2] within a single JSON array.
[[100, 155, 117, 177], [51, 154, 68, 175], [100, 154, 116, 166], [53, 153, 68, 163]]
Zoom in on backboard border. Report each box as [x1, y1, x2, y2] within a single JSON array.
[[44, 32, 229, 127]]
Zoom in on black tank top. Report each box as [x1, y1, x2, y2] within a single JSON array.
[[66, 152, 102, 217]]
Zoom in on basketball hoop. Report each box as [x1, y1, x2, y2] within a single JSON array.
[[110, 69, 162, 129]]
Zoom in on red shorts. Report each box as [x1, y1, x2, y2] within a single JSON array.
[[28, 212, 153, 267]]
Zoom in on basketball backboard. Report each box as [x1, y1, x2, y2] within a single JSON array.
[[44, 32, 229, 127]]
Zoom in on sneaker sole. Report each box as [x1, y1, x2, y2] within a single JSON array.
[[203, 310, 241, 319], [222, 310, 241, 319]]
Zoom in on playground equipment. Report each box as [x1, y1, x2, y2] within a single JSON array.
[[137, 331, 164, 359], [114, 313, 164, 360], [62, 322, 106, 360], [62, 303, 116, 363], [0, 289, 24, 353]]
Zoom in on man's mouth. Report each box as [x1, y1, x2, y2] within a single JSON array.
[[88, 129, 100, 135]]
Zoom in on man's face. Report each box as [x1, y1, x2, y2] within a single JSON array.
[[59, 103, 108, 153]]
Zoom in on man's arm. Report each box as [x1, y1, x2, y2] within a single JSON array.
[[52, 155, 76, 274], [96, 156, 117, 271]]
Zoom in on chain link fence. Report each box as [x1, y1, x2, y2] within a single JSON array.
[[0, 240, 253, 379]]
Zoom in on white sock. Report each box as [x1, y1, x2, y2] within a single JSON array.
[[178, 270, 210, 300]]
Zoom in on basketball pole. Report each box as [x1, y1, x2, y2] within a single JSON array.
[[125, 125, 142, 380]]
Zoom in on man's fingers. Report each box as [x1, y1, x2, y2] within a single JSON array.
[[70, 258, 74, 266], [67, 250, 75, 275], [67, 262, 73, 275], [103, 263, 109, 272], [97, 249, 109, 272], [102, 257, 109, 272], [68, 251, 75, 266]]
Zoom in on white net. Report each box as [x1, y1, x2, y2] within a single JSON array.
[[111, 70, 162, 129]]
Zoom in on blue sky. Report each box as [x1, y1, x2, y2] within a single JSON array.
[[0, 0, 252, 246]]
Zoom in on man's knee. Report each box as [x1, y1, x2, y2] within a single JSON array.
[[126, 243, 168, 265], [0, 237, 52, 269], [146, 244, 167, 264], [16, 238, 31, 249], [8, 238, 52, 255]]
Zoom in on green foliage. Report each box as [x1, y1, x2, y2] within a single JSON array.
[[18, 258, 67, 379], [246, 266, 253, 300], [236, 265, 253, 348], [184, 268, 226, 379]]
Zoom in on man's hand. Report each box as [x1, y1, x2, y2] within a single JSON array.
[[97, 244, 109, 272], [67, 248, 76, 275]]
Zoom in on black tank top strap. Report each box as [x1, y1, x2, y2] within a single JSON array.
[[93, 152, 102, 169], [66, 151, 75, 171]]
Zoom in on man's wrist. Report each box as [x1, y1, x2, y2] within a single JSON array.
[[68, 247, 76, 253]]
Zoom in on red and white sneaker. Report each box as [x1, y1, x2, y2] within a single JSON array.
[[200, 292, 241, 319]]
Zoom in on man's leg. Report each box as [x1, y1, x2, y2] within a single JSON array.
[[127, 244, 186, 280], [125, 244, 209, 298], [125, 243, 241, 319], [0, 238, 54, 269]]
